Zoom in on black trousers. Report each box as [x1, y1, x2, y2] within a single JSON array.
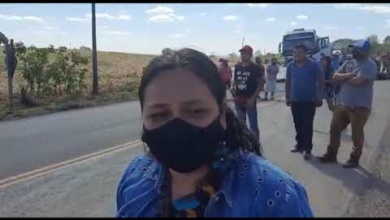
[[291, 102, 316, 152]]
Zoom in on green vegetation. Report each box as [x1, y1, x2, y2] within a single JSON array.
[[0, 44, 154, 121]]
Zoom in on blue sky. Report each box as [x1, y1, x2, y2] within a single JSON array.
[[0, 3, 389, 56]]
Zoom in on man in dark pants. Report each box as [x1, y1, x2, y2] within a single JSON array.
[[232, 45, 264, 142], [285, 44, 325, 160]]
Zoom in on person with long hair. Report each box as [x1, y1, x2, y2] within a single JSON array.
[[116, 48, 313, 217], [321, 56, 335, 111], [218, 58, 232, 90]]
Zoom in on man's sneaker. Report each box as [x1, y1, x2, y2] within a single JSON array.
[[342, 159, 359, 168], [262, 98, 268, 101], [271, 97, 275, 101], [291, 146, 304, 153], [317, 154, 337, 163], [303, 151, 312, 160]]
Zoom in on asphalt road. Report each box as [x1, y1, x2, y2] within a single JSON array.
[[0, 81, 389, 217]]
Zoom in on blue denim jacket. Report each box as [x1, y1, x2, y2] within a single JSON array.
[[116, 151, 314, 217]]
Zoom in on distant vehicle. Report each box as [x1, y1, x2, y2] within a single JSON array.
[[278, 28, 331, 67]]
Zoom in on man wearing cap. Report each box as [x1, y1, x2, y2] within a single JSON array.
[[318, 39, 378, 168], [232, 45, 264, 142], [285, 43, 325, 160]]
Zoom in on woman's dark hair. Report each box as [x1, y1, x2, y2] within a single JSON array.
[[139, 48, 262, 156]]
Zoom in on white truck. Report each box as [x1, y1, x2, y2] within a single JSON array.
[[278, 28, 331, 67]]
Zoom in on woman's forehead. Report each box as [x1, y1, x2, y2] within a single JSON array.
[[143, 69, 216, 108]]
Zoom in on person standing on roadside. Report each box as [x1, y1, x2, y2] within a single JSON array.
[[264, 58, 279, 101], [321, 56, 335, 111], [232, 45, 264, 142], [218, 58, 232, 90], [318, 40, 378, 168], [285, 44, 325, 160], [254, 56, 266, 99]]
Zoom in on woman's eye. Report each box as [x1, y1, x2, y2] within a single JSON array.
[[189, 109, 206, 115], [148, 112, 168, 121]]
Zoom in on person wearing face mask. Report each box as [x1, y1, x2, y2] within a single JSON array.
[[116, 48, 313, 217], [264, 58, 279, 101], [318, 40, 378, 168]]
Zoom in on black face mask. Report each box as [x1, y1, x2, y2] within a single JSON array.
[[352, 49, 365, 60], [141, 117, 225, 173]]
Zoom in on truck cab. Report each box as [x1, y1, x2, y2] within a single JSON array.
[[278, 28, 330, 66]]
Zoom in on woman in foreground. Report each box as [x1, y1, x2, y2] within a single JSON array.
[[116, 48, 314, 217]]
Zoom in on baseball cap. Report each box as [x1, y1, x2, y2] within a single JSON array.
[[239, 45, 253, 54], [349, 39, 371, 52]]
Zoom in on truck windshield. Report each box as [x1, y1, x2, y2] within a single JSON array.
[[282, 34, 316, 54]]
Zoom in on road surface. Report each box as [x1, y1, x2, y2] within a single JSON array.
[[0, 81, 389, 217]]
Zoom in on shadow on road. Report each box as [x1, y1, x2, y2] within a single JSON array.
[[306, 159, 390, 200]]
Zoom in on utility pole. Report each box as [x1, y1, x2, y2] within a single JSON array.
[[91, 3, 99, 95]]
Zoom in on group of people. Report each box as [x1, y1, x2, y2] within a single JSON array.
[[286, 40, 377, 168], [115, 39, 377, 217], [217, 48, 280, 102]]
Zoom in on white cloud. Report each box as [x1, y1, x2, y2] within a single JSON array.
[[200, 12, 207, 16], [118, 15, 131, 20], [234, 30, 242, 34], [101, 31, 130, 36], [120, 10, 127, 14], [67, 13, 131, 23], [334, 4, 390, 14], [296, 15, 308, 20], [145, 5, 174, 15], [223, 15, 238, 21], [334, 3, 363, 9], [0, 14, 44, 22], [290, 22, 298, 26], [145, 5, 184, 23], [85, 13, 131, 21], [66, 17, 89, 23], [247, 3, 269, 8], [149, 14, 174, 22], [266, 17, 275, 22]]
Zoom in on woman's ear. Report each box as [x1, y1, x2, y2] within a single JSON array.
[[219, 103, 228, 130]]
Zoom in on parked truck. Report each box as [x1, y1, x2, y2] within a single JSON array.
[[278, 28, 331, 67]]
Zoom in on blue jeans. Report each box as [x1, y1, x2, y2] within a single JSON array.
[[234, 101, 260, 141]]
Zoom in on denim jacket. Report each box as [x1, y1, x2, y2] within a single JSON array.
[[116, 151, 314, 217]]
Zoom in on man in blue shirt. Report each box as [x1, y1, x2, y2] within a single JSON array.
[[285, 44, 325, 160]]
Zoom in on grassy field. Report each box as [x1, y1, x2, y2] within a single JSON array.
[[0, 50, 156, 121], [0, 49, 239, 121]]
